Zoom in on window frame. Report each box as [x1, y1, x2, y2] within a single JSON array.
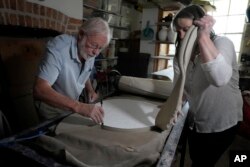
[[155, 0, 248, 71]]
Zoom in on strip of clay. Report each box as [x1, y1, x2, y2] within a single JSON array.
[[155, 25, 198, 130]]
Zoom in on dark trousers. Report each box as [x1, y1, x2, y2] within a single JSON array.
[[188, 124, 239, 167]]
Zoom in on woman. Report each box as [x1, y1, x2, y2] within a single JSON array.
[[172, 5, 243, 167]]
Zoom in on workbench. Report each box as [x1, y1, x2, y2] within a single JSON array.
[[0, 98, 189, 167]]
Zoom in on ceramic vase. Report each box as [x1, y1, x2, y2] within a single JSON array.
[[167, 27, 177, 43], [158, 27, 168, 41]]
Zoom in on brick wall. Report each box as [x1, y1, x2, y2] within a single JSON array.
[[0, 0, 83, 34]]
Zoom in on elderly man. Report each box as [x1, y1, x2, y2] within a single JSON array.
[[33, 17, 111, 124]]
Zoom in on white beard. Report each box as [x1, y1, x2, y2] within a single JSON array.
[[78, 39, 90, 60]]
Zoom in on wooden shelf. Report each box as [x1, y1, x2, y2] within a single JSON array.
[[155, 22, 171, 27], [83, 2, 130, 31], [109, 24, 129, 30], [95, 57, 117, 62], [150, 40, 175, 44], [151, 56, 173, 60], [83, 4, 121, 16], [240, 75, 250, 79]]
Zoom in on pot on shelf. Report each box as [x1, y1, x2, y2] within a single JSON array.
[[158, 26, 168, 41], [167, 27, 177, 43]]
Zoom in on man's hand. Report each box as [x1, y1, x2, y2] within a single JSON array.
[[74, 102, 104, 124], [86, 103, 104, 124], [88, 91, 99, 103]]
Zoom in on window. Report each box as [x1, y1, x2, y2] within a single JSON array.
[[156, 0, 248, 71], [207, 0, 248, 60]]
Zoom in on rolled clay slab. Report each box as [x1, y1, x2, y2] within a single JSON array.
[[118, 76, 173, 100]]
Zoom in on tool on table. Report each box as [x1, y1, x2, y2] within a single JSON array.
[[100, 99, 103, 107], [100, 98, 104, 127]]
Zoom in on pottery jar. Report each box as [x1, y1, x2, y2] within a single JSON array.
[[158, 26, 168, 41]]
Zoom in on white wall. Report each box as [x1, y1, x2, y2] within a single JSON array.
[[130, 9, 142, 31], [140, 8, 159, 74], [27, 0, 83, 19]]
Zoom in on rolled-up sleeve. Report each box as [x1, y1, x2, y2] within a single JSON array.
[[200, 37, 235, 87], [201, 53, 232, 87]]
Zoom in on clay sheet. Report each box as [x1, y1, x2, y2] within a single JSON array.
[[102, 95, 162, 129]]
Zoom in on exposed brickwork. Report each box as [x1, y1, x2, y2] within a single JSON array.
[[0, 0, 83, 34]]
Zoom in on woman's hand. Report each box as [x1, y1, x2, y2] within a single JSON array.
[[194, 15, 219, 63], [194, 15, 215, 36]]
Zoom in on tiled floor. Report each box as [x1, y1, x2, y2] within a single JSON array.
[[172, 134, 250, 167]]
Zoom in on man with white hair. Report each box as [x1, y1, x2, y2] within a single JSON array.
[[33, 17, 111, 124]]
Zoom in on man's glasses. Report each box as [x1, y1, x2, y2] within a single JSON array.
[[85, 35, 105, 52]]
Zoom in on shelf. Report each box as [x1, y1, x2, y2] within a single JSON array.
[[151, 56, 173, 60], [95, 57, 118, 62], [141, 1, 184, 10], [240, 75, 250, 79], [81, 19, 127, 30], [155, 22, 171, 27], [109, 24, 129, 30], [150, 40, 175, 44], [83, 4, 121, 16], [83, 2, 130, 31]]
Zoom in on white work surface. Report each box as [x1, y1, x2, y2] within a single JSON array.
[[102, 95, 163, 129]]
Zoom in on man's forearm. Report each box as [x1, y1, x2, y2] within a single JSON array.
[[33, 78, 81, 113]]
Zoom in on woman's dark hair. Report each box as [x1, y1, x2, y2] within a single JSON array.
[[172, 5, 216, 60], [173, 5, 206, 26], [173, 4, 216, 42], [172, 4, 216, 59]]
